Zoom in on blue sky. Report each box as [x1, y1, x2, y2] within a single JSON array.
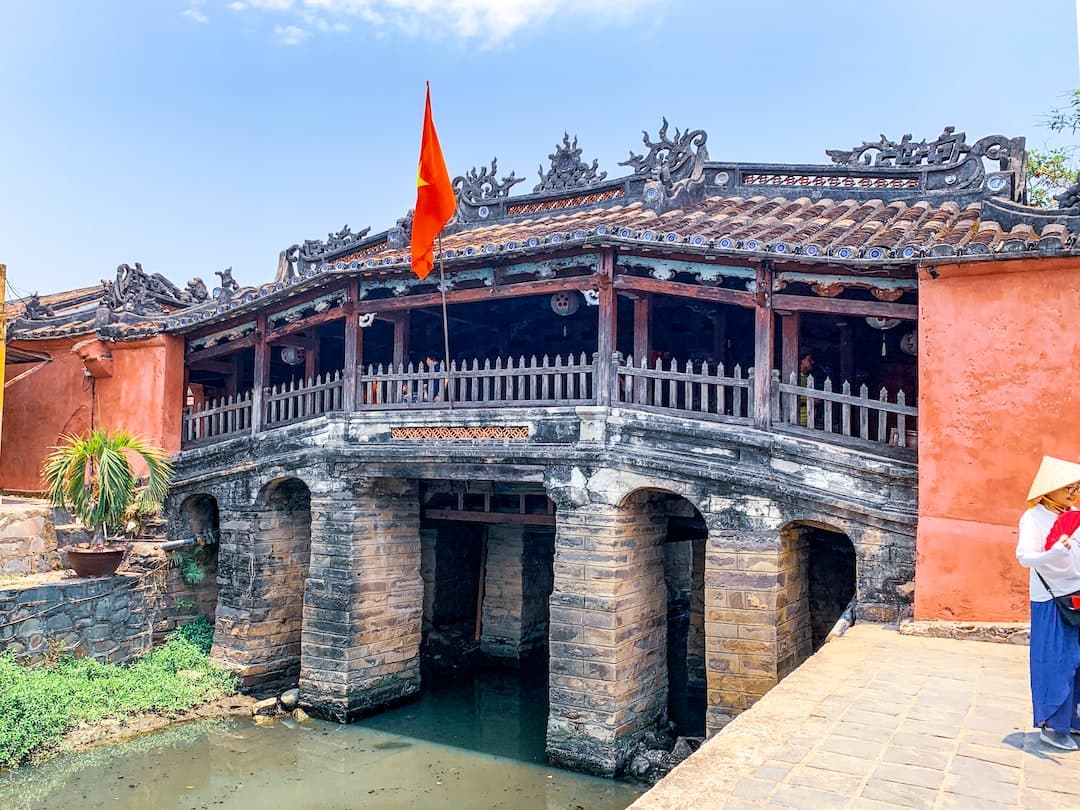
[[1, 0, 1078, 296]]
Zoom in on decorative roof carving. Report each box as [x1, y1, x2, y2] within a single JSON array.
[[387, 209, 414, 249], [619, 118, 709, 181], [619, 118, 709, 209], [1054, 173, 1080, 210], [214, 267, 240, 302], [453, 158, 526, 204], [534, 133, 607, 194], [24, 293, 55, 320], [301, 225, 372, 260], [102, 262, 210, 316], [825, 126, 1022, 171]]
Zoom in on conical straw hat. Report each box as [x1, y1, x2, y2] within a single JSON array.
[[1027, 456, 1080, 501]]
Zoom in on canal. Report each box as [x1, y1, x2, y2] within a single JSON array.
[[0, 671, 643, 810]]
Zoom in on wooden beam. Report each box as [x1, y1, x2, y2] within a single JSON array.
[[596, 249, 616, 405], [188, 359, 235, 375], [771, 293, 917, 320], [423, 509, 556, 527], [613, 274, 755, 309], [359, 275, 598, 313], [752, 263, 774, 430], [265, 309, 346, 344], [185, 335, 257, 363]]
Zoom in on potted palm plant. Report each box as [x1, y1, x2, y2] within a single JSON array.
[[41, 429, 173, 578]]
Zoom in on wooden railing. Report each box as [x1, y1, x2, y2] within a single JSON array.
[[264, 371, 345, 428], [615, 356, 753, 423], [774, 372, 917, 448], [358, 354, 594, 410], [182, 392, 253, 445], [180, 357, 917, 455]]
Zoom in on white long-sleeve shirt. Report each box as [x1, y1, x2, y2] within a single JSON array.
[[1016, 504, 1080, 601]]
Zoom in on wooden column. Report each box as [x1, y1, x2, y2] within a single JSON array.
[[392, 312, 410, 368], [752, 262, 774, 430], [633, 293, 650, 402], [780, 312, 800, 384], [304, 334, 319, 382], [839, 322, 853, 383], [596, 249, 616, 406], [711, 311, 727, 368], [251, 313, 270, 434], [343, 280, 361, 410]]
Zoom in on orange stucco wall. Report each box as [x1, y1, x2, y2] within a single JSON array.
[[915, 255, 1080, 621], [1, 334, 184, 493]]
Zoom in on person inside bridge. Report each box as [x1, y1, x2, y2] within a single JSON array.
[[1016, 455, 1080, 751]]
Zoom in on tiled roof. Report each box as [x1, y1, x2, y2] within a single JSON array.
[[327, 195, 1072, 269]]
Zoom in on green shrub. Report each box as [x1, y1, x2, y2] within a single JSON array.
[[0, 620, 237, 769]]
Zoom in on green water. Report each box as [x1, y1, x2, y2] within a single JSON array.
[[0, 672, 642, 810]]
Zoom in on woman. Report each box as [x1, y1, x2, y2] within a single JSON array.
[[1017, 455, 1080, 751]]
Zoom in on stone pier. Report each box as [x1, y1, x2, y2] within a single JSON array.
[[546, 495, 668, 776], [300, 475, 423, 722]]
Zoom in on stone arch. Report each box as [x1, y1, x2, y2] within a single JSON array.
[[621, 487, 709, 738], [178, 493, 220, 543], [776, 519, 857, 678], [246, 475, 312, 686]]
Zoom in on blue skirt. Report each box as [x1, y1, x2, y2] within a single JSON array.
[[1030, 599, 1080, 729]]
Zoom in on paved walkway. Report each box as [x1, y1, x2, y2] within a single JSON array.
[[632, 624, 1079, 809]]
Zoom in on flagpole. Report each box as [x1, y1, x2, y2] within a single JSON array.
[[437, 232, 453, 410]]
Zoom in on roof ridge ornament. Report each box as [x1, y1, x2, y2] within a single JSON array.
[[301, 224, 372, 260], [825, 126, 1021, 170], [102, 262, 210, 316], [24, 292, 55, 320], [534, 133, 607, 194], [620, 118, 709, 211], [453, 158, 526, 205]]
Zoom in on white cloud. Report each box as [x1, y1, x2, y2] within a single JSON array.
[[228, 0, 647, 44], [181, 7, 210, 23], [273, 24, 311, 44], [228, 2, 247, 10]]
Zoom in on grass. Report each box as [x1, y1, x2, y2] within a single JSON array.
[[0, 617, 237, 768]]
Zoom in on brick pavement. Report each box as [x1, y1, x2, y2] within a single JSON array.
[[632, 624, 1079, 809]]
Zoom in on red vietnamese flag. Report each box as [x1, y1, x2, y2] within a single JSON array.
[[410, 84, 457, 280]]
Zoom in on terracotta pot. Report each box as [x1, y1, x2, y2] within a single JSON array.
[[67, 546, 126, 578]]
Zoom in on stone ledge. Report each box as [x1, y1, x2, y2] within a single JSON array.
[[898, 619, 1030, 645]]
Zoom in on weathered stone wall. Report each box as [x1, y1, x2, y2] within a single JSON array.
[[125, 542, 219, 643], [776, 525, 812, 681], [0, 504, 58, 575], [0, 575, 150, 663]]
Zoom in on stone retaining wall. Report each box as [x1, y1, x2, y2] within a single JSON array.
[[0, 575, 151, 663], [0, 546, 220, 665]]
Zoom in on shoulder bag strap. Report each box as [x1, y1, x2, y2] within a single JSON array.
[[1034, 569, 1059, 599]]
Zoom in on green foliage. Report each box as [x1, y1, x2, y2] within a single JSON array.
[[41, 429, 173, 540], [0, 621, 236, 769], [170, 548, 207, 585], [175, 615, 215, 654], [1046, 89, 1080, 134], [1027, 146, 1077, 207]]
